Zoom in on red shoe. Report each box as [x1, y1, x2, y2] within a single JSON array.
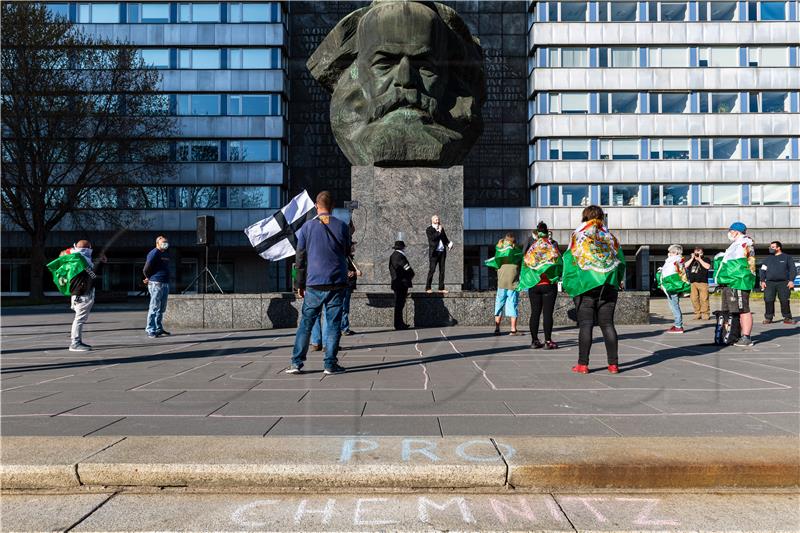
[[544, 340, 558, 350], [572, 364, 589, 374], [608, 364, 619, 374], [666, 326, 684, 334]]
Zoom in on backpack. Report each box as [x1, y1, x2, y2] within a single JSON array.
[[69, 268, 96, 296], [713, 311, 741, 346]]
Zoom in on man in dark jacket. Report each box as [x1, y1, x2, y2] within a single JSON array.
[[425, 214, 451, 293], [760, 241, 797, 324], [389, 240, 414, 330], [143, 235, 171, 338], [287, 191, 351, 375]]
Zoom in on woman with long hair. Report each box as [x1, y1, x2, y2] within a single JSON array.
[[561, 206, 626, 374], [521, 222, 562, 349]]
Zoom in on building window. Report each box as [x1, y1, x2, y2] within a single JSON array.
[[176, 140, 220, 162], [128, 3, 170, 23], [700, 138, 741, 160], [228, 48, 281, 69], [651, 184, 690, 206], [649, 47, 689, 67], [228, 94, 282, 116], [699, 47, 738, 67], [600, 185, 641, 206], [139, 49, 170, 69], [751, 184, 792, 205], [751, 1, 787, 20], [549, 93, 589, 114], [650, 92, 689, 113], [227, 186, 281, 208], [138, 94, 171, 116], [228, 2, 282, 23], [178, 3, 220, 23], [178, 187, 219, 208], [600, 139, 640, 160], [550, 48, 588, 68], [597, 1, 638, 21], [45, 3, 70, 20], [176, 94, 220, 116], [228, 139, 282, 162], [548, 139, 590, 160], [78, 3, 120, 23], [599, 92, 638, 113], [559, 1, 588, 21], [750, 137, 792, 159], [650, 138, 690, 159], [750, 91, 790, 112], [611, 47, 638, 67], [699, 92, 739, 113], [649, 1, 688, 21], [749, 47, 790, 67], [549, 185, 590, 206], [178, 49, 221, 69], [698, 1, 738, 20], [701, 184, 741, 205]]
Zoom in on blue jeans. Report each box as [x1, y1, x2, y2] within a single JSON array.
[[341, 288, 353, 332], [667, 293, 683, 328], [146, 282, 169, 334], [311, 287, 353, 344], [292, 287, 345, 369], [311, 314, 325, 346]]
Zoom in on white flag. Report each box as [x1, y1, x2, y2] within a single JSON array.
[[244, 190, 316, 261]]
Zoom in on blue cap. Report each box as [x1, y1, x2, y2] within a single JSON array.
[[729, 222, 747, 233]]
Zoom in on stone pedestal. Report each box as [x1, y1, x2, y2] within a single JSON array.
[[350, 166, 464, 292]]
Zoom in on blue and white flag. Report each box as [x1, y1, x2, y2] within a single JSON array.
[[245, 190, 317, 261]]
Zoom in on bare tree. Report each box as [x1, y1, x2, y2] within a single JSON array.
[[1, 2, 176, 299]]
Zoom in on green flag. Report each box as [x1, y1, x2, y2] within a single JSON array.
[[561, 220, 626, 297], [714, 236, 757, 291], [484, 241, 522, 270], [657, 256, 691, 295], [517, 237, 562, 292], [46, 253, 88, 296], [562, 248, 626, 297]]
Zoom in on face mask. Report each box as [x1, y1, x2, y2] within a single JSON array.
[[769, 248, 776, 255], [160, 242, 169, 250], [727, 232, 736, 241]]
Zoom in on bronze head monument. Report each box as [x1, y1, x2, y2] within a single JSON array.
[[308, 0, 486, 167]]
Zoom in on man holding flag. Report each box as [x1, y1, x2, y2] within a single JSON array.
[[46, 240, 106, 352], [485, 233, 523, 335], [656, 244, 691, 334], [561, 206, 626, 374], [715, 222, 757, 347], [517, 222, 563, 349]]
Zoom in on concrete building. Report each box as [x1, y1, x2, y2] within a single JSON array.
[[2, 1, 798, 295]]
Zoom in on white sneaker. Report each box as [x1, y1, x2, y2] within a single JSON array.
[[69, 343, 91, 352]]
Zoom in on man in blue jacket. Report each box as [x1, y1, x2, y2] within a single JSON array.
[[143, 235, 171, 338], [286, 191, 351, 375]]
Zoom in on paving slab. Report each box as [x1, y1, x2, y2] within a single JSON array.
[[265, 415, 443, 436], [0, 493, 113, 532], [76, 436, 506, 489], [0, 436, 123, 489], [0, 416, 124, 437], [86, 416, 280, 436], [501, 436, 800, 490]]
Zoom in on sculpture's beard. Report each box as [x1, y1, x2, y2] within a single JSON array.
[[331, 81, 467, 166]]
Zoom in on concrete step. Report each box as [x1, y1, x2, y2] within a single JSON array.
[[2, 436, 798, 492]]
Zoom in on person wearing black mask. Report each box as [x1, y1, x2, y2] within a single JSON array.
[[760, 241, 797, 325]]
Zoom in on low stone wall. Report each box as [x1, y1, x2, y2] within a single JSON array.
[[164, 291, 650, 329]]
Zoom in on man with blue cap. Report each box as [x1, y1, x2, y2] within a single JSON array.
[[714, 222, 756, 346]]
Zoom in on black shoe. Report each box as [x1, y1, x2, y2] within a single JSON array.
[[395, 324, 411, 331], [531, 340, 544, 349], [493, 327, 501, 336], [341, 329, 355, 336], [157, 330, 171, 336], [324, 364, 346, 375]]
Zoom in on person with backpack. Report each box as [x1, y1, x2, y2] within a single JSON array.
[[518, 222, 563, 349], [657, 244, 691, 334], [714, 222, 757, 347], [286, 191, 351, 375], [561, 206, 626, 374], [48, 240, 106, 352]]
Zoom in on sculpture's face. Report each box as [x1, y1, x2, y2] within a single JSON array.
[[326, 2, 481, 166]]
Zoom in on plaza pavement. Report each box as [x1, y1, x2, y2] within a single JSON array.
[[1, 300, 798, 438]]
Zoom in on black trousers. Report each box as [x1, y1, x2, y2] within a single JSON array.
[[425, 251, 446, 290], [764, 280, 793, 320], [574, 286, 619, 366], [393, 286, 408, 328], [528, 284, 557, 342]]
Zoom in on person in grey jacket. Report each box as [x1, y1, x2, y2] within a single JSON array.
[[760, 241, 796, 325]]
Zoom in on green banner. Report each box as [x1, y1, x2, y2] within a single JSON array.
[[484, 244, 522, 270], [561, 248, 626, 297], [46, 253, 88, 296]]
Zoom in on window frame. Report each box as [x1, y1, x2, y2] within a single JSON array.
[[698, 0, 739, 20], [77, 2, 121, 23], [600, 138, 640, 160], [751, 184, 792, 205], [650, 184, 691, 206], [600, 184, 642, 207], [700, 184, 742, 206], [128, 2, 170, 23], [178, 49, 221, 70], [178, 2, 221, 23]]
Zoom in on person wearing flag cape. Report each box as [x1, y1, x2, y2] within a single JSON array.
[[485, 233, 523, 335], [714, 221, 757, 347], [562, 206, 626, 374], [46, 240, 106, 352], [656, 245, 691, 334], [518, 221, 562, 349]]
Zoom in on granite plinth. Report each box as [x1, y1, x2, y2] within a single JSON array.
[[164, 292, 650, 329], [351, 166, 464, 292]]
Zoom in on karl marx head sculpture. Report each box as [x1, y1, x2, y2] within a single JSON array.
[[307, 0, 486, 167]]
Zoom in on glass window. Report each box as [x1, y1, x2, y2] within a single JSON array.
[[177, 94, 220, 116], [761, 92, 789, 112], [78, 3, 120, 23], [760, 1, 786, 20], [663, 139, 689, 159], [561, 93, 588, 114], [548, 1, 558, 22], [661, 48, 688, 67], [560, 2, 587, 21], [228, 94, 281, 116], [178, 3, 220, 22], [660, 1, 688, 20], [139, 49, 170, 68], [549, 93, 560, 113], [561, 48, 588, 68], [652, 185, 690, 206], [713, 93, 738, 113], [709, 1, 737, 19], [179, 187, 219, 208], [140, 3, 170, 22], [228, 186, 280, 209], [660, 93, 689, 113], [712, 185, 741, 205], [561, 139, 589, 160], [712, 138, 740, 159], [229, 2, 280, 23], [45, 3, 70, 19], [611, 48, 637, 67], [752, 184, 791, 205], [759, 47, 788, 66], [138, 94, 170, 116], [612, 139, 639, 160], [762, 138, 791, 159], [611, 92, 638, 113], [549, 140, 561, 160], [179, 49, 220, 69], [176, 141, 219, 162], [548, 48, 560, 67], [609, 1, 638, 20], [561, 185, 590, 206], [705, 47, 738, 67], [229, 48, 280, 69], [548, 185, 559, 205], [229, 140, 281, 162], [611, 185, 640, 206]]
